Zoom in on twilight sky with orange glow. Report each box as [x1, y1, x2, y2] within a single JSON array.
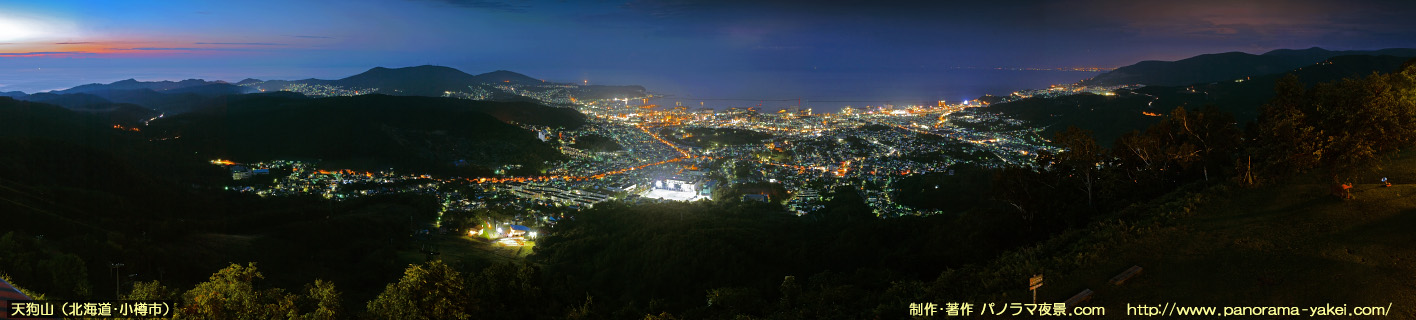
[[1, 0, 1413, 93]]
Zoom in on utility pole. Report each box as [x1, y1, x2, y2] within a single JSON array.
[[109, 263, 125, 299]]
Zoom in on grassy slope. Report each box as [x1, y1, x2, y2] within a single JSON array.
[[1032, 157, 1416, 317], [394, 234, 527, 271]]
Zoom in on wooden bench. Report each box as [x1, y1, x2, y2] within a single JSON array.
[[1109, 265, 1143, 285], [1063, 289, 1093, 306]]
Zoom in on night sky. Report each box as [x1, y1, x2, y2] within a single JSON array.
[[1, 0, 1414, 94]]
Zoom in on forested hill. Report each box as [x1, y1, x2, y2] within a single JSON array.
[[242, 65, 648, 102], [1083, 47, 1416, 86], [987, 55, 1416, 145], [144, 94, 577, 176], [6, 66, 648, 119], [333, 66, 483, 96]]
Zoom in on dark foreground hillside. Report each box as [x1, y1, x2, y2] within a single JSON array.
[[1022, 155, 1416, 318]]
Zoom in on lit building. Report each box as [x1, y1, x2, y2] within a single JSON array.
[[641, 176, 710, 201]]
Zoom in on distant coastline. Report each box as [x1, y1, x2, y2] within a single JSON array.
[[1, 67, 1098, 114], [618, 69, 1100, 113]]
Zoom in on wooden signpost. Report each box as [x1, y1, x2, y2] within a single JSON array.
[[1029, 274, 1043, 304]]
